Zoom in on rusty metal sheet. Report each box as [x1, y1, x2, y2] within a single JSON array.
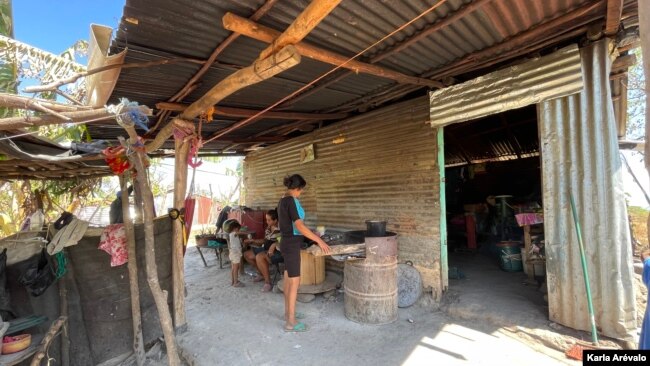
[[538, 39, 636, 341]]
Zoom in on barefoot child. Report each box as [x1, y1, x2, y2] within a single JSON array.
[[226, 220, 245, 288]]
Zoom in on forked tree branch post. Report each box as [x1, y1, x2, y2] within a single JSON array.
[[120, 173, 146, 366], [117, 133, 181, 366]]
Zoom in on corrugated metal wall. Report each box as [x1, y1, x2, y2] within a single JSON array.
[[244, 97, 444, 298], [538, 39, 636, 341], [429, 44, 584, 127]]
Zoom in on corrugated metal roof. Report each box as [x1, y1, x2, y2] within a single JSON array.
[[99, 0, 633, 154]]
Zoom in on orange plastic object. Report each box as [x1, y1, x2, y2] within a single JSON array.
[[2, 334, 31, 354]]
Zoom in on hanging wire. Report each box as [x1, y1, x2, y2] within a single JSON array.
[[203, 0, 447, 145]]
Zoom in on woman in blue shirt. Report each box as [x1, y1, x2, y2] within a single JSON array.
[[278, 174, 330, 332]]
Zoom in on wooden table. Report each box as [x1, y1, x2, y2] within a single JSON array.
[[515, 213, 544, 285]]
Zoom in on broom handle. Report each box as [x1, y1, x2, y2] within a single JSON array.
[[570, 193, 599, 345]]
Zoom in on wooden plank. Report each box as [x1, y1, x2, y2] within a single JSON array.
[[156, 102, 347, 120], [306, 243, 365, 257], [180, 45, 301, 119], [257, 0, 342, 61], [604, 0, 624, 36], [223, 13, 443, 88]]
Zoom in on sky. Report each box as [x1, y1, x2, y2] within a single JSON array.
[[13, 0, 124, 57]]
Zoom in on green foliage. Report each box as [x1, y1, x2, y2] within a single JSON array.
[[626, 48, 646, 140], [0, 0, 15, 118]]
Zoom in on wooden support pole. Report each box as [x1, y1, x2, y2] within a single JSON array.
[[119, 136, 181, 366], [180, 45, 301, 119], [120, 173, 146, 366], [257, 0, 342, 61], [223, 13, 444, 88], [604, 0, 624, 36], [172, 136, 191, 332], [156, 102, 347, 120], [639, 0, 650, 246]]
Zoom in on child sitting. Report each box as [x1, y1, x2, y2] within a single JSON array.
[[225, 220, 245, 288]]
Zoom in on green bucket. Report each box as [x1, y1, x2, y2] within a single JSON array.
[[496, 242, 522, 272]]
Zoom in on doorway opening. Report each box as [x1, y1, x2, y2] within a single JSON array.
[[442, 104, 548, 324]]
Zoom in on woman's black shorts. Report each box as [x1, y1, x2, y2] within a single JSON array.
[[281, 235, 303, 278]]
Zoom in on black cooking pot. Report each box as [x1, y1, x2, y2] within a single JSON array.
[[365, 220, 387, 237]]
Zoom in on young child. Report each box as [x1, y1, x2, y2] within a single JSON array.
[[226, 220, 244, 288]]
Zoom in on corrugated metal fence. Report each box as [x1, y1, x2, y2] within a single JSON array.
[[244, 97, 444, 297], [538, 39, 636, 340]]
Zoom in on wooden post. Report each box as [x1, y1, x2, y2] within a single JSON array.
[[604, 0, 624, 36], [223, 13, 443, 88], [118, 137, 181, 366], [120, 173, 146, 366], [257, 0, 342, 61], [180, 45, 301, 119], [639, 0, 650, 246], [172, 137, 190, 332]]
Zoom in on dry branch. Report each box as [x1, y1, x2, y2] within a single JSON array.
[[120, 174, 146, 366], [30, 317, 67, 366], [180, 45, 301, 119], [0, 93, 92, 113], [24, 57, 205, 94], [118, 136, 180, 366], [223, 13, 443, 88], [0, 108, 112, 131]]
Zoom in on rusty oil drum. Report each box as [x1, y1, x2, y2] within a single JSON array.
[[344, 257, 398, 324]]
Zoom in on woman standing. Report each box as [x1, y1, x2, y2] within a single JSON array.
[[278, 174, 330, 332]]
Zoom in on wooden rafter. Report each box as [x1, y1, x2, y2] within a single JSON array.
[[180, 45, 301, 119], [604, 0, 624, 36], [257, 0, 342, 61], [223, 13, 443, 88], [149, 0, 280, 133], [156, 102, 347, 120]]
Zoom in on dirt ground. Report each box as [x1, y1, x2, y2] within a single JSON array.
[[121, 244, 645, 366]]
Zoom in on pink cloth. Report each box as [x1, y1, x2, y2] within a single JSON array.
[[515, 213, 544, 227], [98, 224, 128, 267]]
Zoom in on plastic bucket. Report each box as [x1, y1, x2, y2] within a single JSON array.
[[496, 242, 522, 272]]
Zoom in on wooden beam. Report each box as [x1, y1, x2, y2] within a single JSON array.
[[230, 136, 285, 143], [156, 102, 347, 120], [150, 0, 279, 134], [0, 108, 112, 130], [612, 53, 637, 72], [180, 45, 301, 119], [223, 13, 443, 88], [257, 0, 342, 61], [0, 93, 92, 113], [604, 0, 624, 36], [275, 0, 491, 109], [167, 0, 279, 103]]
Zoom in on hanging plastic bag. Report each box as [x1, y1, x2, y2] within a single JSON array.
[[18, 249, 57, 297], [0, 249, 15, 320]]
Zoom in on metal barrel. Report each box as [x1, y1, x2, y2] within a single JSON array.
[[344, 256, 398, 324]]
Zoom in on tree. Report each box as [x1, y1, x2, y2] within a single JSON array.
[[0, 0, 16, 118], [627, 47, 646, 140]]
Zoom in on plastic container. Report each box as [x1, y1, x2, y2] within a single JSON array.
[[2, 334, 31, 354], [496, 241, 523, 272]]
